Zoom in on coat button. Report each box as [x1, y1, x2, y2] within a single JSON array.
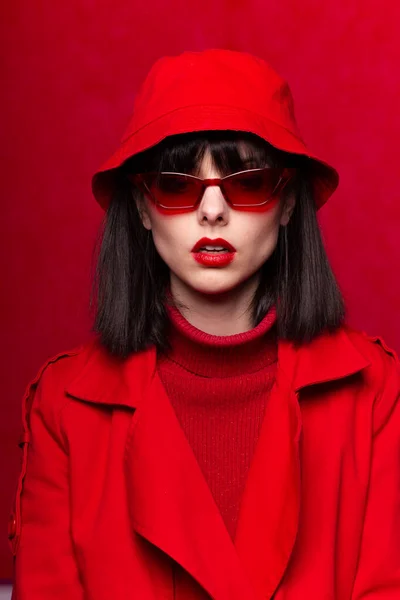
[[8, 513, 17, 539]]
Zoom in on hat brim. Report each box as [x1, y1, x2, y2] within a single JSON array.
[[92, 105, 339, 211]]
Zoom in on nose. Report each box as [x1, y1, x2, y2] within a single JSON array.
[[197, 184, 229, 225]]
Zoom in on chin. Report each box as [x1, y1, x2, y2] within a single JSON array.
[[187, 275, 243, 296], [194, 286, 233, 296]]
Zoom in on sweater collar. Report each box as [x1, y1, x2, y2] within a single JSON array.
[[160, 304, 278, 378]]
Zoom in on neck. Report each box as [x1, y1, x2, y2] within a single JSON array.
[[169, 273, 260, 335]]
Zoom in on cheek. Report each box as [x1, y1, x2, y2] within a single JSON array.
[[240, 208, 282, 257], [147, 209, 189, 263]]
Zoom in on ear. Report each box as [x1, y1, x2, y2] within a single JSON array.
[[135, 196, 152, 231], [279, 192, 296, 227]]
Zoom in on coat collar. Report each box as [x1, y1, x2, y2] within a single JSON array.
[[65, 326, 371, 407]]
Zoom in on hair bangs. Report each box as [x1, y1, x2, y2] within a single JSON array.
[[123, 130, 282, 178]]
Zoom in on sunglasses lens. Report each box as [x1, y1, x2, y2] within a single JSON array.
[[145, 173, 200, 209], [224, 169, 283, 206]]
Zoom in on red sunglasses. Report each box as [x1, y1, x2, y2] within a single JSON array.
[[128, 167, 295, 211]]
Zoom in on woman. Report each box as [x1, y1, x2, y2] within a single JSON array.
[[9, 49, 400, 599]]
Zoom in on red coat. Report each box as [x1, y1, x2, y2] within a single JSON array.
[[9, 325, 400, 599]]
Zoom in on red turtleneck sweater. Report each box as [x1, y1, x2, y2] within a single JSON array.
[[157, 305, 278, 541]]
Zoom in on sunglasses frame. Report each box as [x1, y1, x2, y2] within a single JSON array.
[[128, 167, 296, 211]]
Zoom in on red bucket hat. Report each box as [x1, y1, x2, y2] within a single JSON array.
[[92, 49, 339, 211]]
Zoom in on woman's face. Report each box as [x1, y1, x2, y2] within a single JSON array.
[[136, 141, 295, 298]]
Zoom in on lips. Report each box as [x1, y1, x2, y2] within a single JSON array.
[[191, 237, 236, 268], [191, 237, 236, 253]]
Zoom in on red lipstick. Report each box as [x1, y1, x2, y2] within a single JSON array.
[[191, 237, 236, 267]]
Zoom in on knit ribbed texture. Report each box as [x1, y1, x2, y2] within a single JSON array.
[[157, 304, 278, 541]]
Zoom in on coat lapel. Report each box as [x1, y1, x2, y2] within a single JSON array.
[[233, 329, 371, 599], [124, 365, 258, 600]]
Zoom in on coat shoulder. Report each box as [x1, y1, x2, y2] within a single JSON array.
[[25, 339, 95, 396], [343, 326, 400, 433], [21, 339, 101, 435], [344, 325, 399, 375]]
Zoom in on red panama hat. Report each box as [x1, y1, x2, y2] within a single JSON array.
[[92, 49, 339, 211]]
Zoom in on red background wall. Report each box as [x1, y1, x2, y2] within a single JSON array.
[[1, 0, 399, 580]]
